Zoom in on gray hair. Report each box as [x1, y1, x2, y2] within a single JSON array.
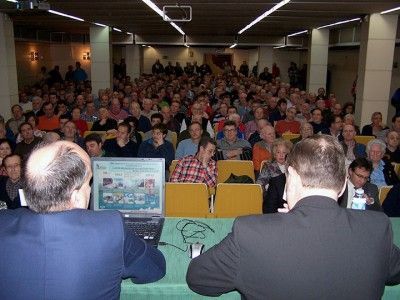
[[366, 138, 386, 154]]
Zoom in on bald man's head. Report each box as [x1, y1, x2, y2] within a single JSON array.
[[25, 141, 92, 213]]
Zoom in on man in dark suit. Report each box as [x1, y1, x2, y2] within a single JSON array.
[[338, 157, 381, 211], [0, 141, 165, 299], [186, 135, 400, 299]]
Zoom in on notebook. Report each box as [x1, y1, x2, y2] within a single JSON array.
[[91, 157, 165, 247]]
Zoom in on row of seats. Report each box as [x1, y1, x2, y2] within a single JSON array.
[[165, 183, 262, 218], [165, 183, 392, 219]]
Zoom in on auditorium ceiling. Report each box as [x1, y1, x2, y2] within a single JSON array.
[[0, 0, 399, 45]]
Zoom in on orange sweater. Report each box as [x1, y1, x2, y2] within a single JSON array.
[[252, 142, 272, 171]]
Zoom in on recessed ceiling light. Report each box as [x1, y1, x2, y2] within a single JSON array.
[[317, 18, 361, 30], [238, 0, 291, 35], [113, 28, 122, 32], [381, 6, 400, 14], [48, 9, 84, 22], [142, 0, 185, 35], [94, 22, 107, 27], [287, 30, 308, 37]]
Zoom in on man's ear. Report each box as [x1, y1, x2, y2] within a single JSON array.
[[338, 178, 348, 198], [70, 188, 86, 209]]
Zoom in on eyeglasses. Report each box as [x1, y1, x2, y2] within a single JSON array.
[[224, 128, 236, 132], [5, 163, 21, 170], [353, 172, 370, 181]]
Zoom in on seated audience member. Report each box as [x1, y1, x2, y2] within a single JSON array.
[[0, 141, 165, 299], [108, 97, 128, 122], [252, 125, 276, 173], [14, 122, 42, 161], [248, 118, 269, 147], [160, 105, 180, 133], [384, 130, 400, 163], [216, 106, 245, 133], [42, 131, 60, 143], [382, 184, 400, 217], [138, 123, 175, 172], [295, 101, 312, 123], [338, 157, 381, 211], [321, 115, 343, 141], [176, 122, 202, 159], [362, 112, 388, 137], [170, 137, 217, 188], [187, 134, 400, 299], [291, 122, 313, 144], [0, 120, 15, 143], [143, 113, 174, 144], [103, 122, 138, 157], [61, 121, 85, 148], [6, 104, 24, 136], [343, 113, 360, 134], [124, 116, 142, 146], [216, 113, 244, 140], [80, 101, 98, 123], [170, 100, 186, 126], [341, 124, 366, 163], [181, 101, 214, 138], [129, 102, 152, 133], [84, 133, 106, 157], [309, 108, 327, 134], [216, 121, 252, 160], [275, 107, 301, 136], [0, 154, 23, 209], [71, 107, 88, 137], [367, 139, 400, 188], [91, 107, 118, 132], [141, 98, 158, 120], [245, 106, 265, 139], [16, 113, 45, 143], [242, 100, 261, 124], [268, 98, 287, 125], [211, 102, 228, 125], [38, 102, 60, 131], [257, 138, 292, 193], [0, 139, 13, 176]]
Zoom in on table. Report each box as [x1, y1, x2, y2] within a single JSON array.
[[120, 218, 400, 300], [120, 218, 238, 300]]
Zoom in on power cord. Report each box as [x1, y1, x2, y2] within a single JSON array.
[[159, 219, 215, 250]]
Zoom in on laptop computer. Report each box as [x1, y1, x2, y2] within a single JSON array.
[[91, 157, 165, 247]]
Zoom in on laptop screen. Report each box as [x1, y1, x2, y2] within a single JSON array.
[[91, 157, 165, 216]]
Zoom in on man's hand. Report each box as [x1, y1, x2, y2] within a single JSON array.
[[278, 203, 290, 213]]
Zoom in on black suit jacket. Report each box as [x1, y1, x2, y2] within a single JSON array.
[[187, 196, 400, 299], [338, 181, 381, 211], [263, 173, 286, 213]]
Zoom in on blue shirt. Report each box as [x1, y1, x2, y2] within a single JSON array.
[[175, 138, 198, 159], [370, 160, 387, 188]]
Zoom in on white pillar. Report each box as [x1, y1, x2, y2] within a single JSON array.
[[258, 46, 273, 74], [90, 26, 112, 93], [307, 28, 329, 93], [0, 13, 18, 120], [355, 13, 398, 127], [125, 45, 141, 80]]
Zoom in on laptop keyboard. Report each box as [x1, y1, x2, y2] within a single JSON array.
[[125, 218, 163, 247]]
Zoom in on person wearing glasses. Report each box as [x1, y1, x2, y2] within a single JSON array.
[[338, 157, 381, 211], [216, 121, 251, 160], [0, 154, 23, 209]]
